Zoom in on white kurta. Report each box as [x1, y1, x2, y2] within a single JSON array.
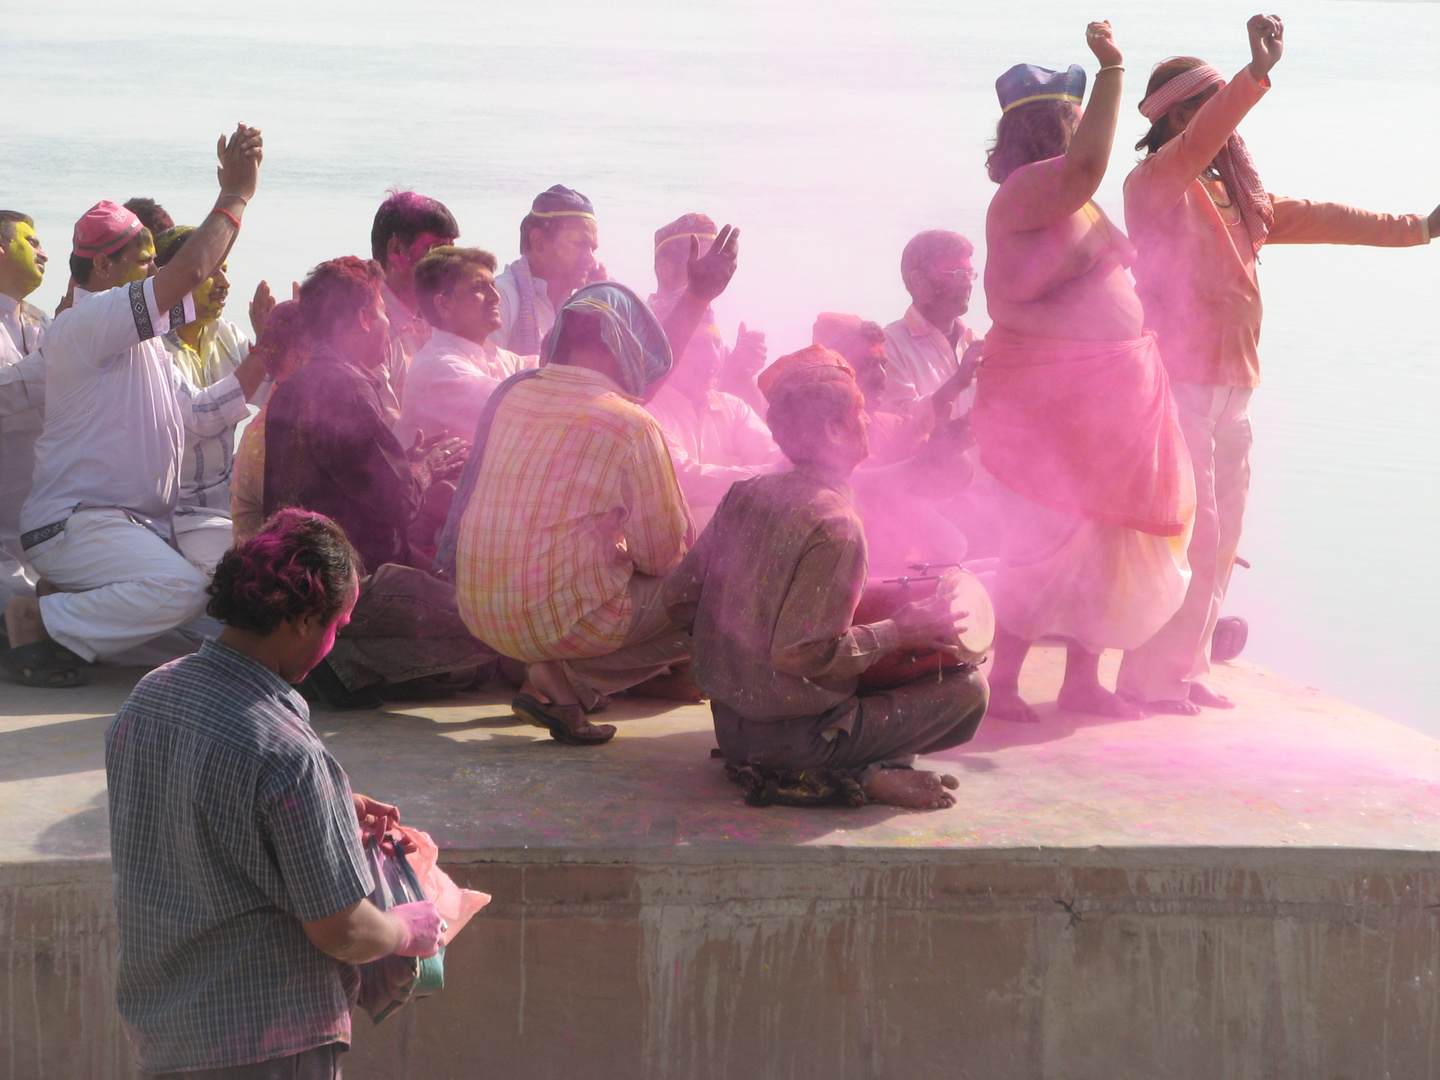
[[881, 305, 978, 416], [645, 383, 781, 529], [0, 293, 49, 601], [394, 329, 534, 447]]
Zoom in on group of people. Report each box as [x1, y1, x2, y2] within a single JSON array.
[[4, 15, 1440, 1074]]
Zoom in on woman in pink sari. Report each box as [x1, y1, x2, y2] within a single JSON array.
[[973, 21, 1195, 723]]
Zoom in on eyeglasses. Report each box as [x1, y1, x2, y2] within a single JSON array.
[[935, 268, 978, 283]]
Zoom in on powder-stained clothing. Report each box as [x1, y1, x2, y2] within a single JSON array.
[[645, 382, 780, 529], [376, 282, 430, 422], [230, 403, 269, 541], [263, 344, 423, 573], [21, 279, 246, 537], [106, 639, 371, 1073], [455, 363, 690, 662], [0, 293, 48, 601], [1125, 66, 1429, 390], [663, 466, 899, 722], [394, 329, 532, 448], [492, 256, 557, 356], [880, 305, 978, 415], [162, 318, 255, 514]]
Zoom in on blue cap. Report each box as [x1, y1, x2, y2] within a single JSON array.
[[530, 184, 595, 219], [996, 63, 1086, 113]]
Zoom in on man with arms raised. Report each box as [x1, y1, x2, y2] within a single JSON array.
[[491, 185, 600, 356], [972, 24, 1195, 723], [370, 190, 460, 417], [107, 509, 441, 1079], [1116, 16, 1438, 713], [443, 229, 742, 744], [395, 245, 531, 450], [664, 346, 987, 810], [2, 128, 269, 688], [0, 211, 49, 604], [264, 256, 496, 709]]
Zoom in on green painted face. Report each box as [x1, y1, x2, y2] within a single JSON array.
[[3, 222, 46, 296]]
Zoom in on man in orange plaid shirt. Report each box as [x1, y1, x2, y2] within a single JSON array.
[[451, 229, 741, 744]]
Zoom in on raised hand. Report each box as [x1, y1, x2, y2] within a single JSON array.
[[215, 122, 263, 203], [1085, 20, 1122, 68], [727, 322, 767, 377], [685, 225, 740, 304], [1247, 14, 1284, 78], [249, 280, 276, 339]]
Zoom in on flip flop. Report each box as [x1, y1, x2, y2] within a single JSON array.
[[1, 637, 89, 688], [511, 693, 616, 746]]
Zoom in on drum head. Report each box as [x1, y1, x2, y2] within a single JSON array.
[[937, 566, 995, 664]]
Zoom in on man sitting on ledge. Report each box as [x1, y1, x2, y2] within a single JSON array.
[[663, 346, 988, 810], [442, 229, 742, 745]]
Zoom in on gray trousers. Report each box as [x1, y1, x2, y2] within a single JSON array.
[[328, 563, 497, 691], [561, 573, 691, 708], [142, 1042, 342, 1079], [712, 669, 989, 783]]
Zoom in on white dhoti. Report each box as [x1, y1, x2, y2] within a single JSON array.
[[173, 506, 235, 580], [994, 483, 1191, 654], [29, 508, 211, 663], [1117, 382, 1251, 701]]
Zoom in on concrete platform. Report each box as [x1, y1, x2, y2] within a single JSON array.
[[3, 648, 1439, 1079]]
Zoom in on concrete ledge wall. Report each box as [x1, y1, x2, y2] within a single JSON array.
[[6, 850, 1440, 1080]]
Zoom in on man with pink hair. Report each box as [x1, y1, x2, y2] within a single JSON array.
[[1115, 15, 1439, 714]]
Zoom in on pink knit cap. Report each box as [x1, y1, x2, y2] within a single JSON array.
[[72, 201, 143, 258]]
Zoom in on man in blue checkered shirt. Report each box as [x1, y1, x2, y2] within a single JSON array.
[[106, 509, 442, 1078]]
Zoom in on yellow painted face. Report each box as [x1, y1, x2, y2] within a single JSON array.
[[3, 221, 47, 296], [111, 236, 157, 285], [192, 262, 230, 324]]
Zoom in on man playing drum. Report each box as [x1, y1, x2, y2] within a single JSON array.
[[663, 345, 989, 811]]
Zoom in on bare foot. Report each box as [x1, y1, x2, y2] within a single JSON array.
[[863, 767, 957, 810], [1057, 681, 1144, 719], [1138, 696, 1201, 716], [629, 664, 705, 703], [1188, 682, 1235, 709], [987, 685, 1041, 723]]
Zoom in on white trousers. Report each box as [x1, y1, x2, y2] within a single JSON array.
[[30, 508, 210, 663], [1118, 382, 1252, 702]]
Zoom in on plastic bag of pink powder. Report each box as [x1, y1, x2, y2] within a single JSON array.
[[396, 825, 490, 944]]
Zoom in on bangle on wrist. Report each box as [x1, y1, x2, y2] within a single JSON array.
[[216, 193, 249, 207], [211, 206, 243, 229], [1098, 64, 1124, 74]]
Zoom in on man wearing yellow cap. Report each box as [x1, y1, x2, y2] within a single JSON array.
[[664, 346, 988, 810], [491, 185, 600, 356]]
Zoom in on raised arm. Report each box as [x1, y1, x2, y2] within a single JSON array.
[[151, 124, 263, 315], [992, 22, 1125, 232], [650, 228, 740, 402], [1127, 16, 1283, 221]]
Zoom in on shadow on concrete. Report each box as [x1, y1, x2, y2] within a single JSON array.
[[0, 713, 110, 781], [33, 790, 109, 857]]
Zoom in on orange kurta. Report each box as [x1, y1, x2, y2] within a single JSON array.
[[1124, 66, 1429, 389]]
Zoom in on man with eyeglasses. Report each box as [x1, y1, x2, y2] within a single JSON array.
[[881, 230, 982, 418]]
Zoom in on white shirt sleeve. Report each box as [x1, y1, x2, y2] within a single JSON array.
[[0, 349, 45, 417], [171, 369, 251, 436], [73, 279, 197, 370]]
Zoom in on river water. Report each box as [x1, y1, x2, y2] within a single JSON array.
[[4, 0, 1437, 732]]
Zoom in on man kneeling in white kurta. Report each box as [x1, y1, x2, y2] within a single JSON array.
[[1, 129, 268, 689]]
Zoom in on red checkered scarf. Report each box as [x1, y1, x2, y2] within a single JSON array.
[[1140, 63, 1272, 252]]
